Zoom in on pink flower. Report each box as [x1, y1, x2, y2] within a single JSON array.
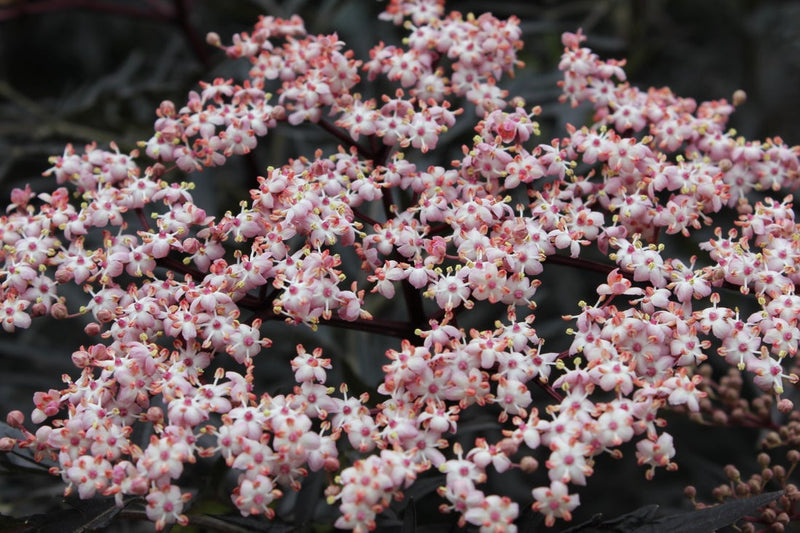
[[545, 440, 592, 486], [464, 494, 519, 532], [232, 473, 282, 517], [635, 432, 677, 480], [532, 481, 580, 527], [145, 484, 191, 530], [65, 454, 112, 499], [0, 295, 31, 332]]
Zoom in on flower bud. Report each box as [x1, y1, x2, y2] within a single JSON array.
[[712, 485, 731, 499], [31, 303, 47, 317], [735, 482, 750, 497], [519, 456, 538, 473], [724, 465, 740, 481], [182, 238, 200, 254], [778, 399, 794, 413], [271, 105, 287, 121], [764, 431, 782, 447], [206, 32, 221, 46], [324, 485, 341, 501], [498, 438, 518, 456], [84, 322, 101, 336], [50, 302, 69, 320], [96, 308, 114, 323], [71, 349, 91, 368], [145, 407, 164, 425], [733, 89, 747, 106], [157, 100, 176, 118], [0, 437, 16, 451], [55, 269, 74, 284], [149, 163, 166, 178], [6, 410, 24, 428], [91, 344, 111, 361]]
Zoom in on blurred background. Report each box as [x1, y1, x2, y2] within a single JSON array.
[[1, 0, 799, 531]]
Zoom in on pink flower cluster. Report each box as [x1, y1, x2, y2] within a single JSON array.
[[2, 0, 799, 530]]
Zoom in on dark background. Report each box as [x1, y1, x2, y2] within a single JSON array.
[[1, 0, 799, 531]]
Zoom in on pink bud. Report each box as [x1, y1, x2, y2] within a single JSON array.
[[55, 269, 73, 284], [84, 322, 101, 336], [71, 349, 91, 368], [324, 457, 340, 472], [96, 308, 114, 323], [149, 163, 166, 178], [30, 303, 47, 317], [129, 477, 149, 495], [91, 344, 111, 361], [206, 32, 221, 46], [157, 100, 176, 118], [50, 302, 69, 320], [519, 456, 539, 473], [271, 105, 287, 121], [145, 407, 164, 424], [182, 238, 200, 254], [778, 398, 794, 413], [498, 437, 519, 456], [6, 410, 24, 428], [0, 437, 16, 451], [324, 485, 341, 499]]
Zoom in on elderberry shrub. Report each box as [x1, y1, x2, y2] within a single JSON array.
[[1, 0, 799, 531]]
